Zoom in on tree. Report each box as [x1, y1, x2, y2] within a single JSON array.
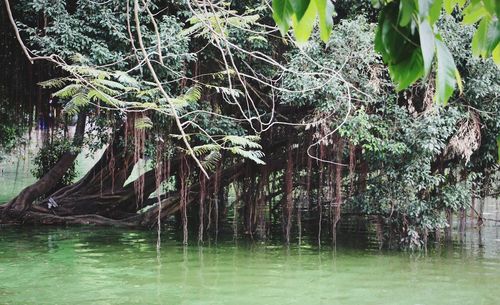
[[0, 0, 498, 248]]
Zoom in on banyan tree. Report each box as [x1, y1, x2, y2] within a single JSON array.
[[1, 0, 498, 248]]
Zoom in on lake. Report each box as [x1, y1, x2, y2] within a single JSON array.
[[1, 219, 499, 305]]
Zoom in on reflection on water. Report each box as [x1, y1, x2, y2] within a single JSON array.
[[0, 217, 499, 305], [0, 198, 498, 305]]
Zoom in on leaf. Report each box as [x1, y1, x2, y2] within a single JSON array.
[[135, 116, 153, 129], [88, 89, 124, 107], [192, 144, 221, 156], [435, 38, 458, 105], [209, 85, 243, 98], [462, 2, 487, 25], [69, 92, 89, 107], [292, 0, 317, 43], [114, 71, 140, 88], [248, 35, 268, 43], [229, 147, 266, 165], [454, 69, 463, 95], [485, 19, 500, 55], [94, 78, 126, 90], [389, 50, 425, 91], [419, 19, 436, 77], [443, 0, 456, 15], [63, 102, 79, 116], [201, 151, 222, 171], [63, 65, 111, 79], [471, 17, 490, 57], [482, 0, 497, 16], [63, 93, 89, 115], [53, 84, 83, 98], [290, 0, 311, 21], [417, 0, 442, 24], [223, 135, 262, 149], [493, 43, 500, 66], [399, 0, 416, 27], [429, 0, 443, 24], [273, 0, 293, 35], [315, 0, 335, 42], [375, 3, 424, 90], [169, 86, 202, 111], [38, 77, 72, 89]]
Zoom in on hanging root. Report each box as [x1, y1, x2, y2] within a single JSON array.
[[198, 173, 206, 243], [284, 143, 294, 244]]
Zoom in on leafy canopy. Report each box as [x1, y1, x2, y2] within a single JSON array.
[[273, 0, 500, 160], [273, 0, 499, 104]]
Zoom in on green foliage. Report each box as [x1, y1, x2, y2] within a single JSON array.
[[439, 15, 500, 170], [183, 7, 260, 40], [274, 0, 500, 160], [283, 16, 498, 240], [462, 0, 500, 64], [273, 0, 499, 104], [273, 0, 335, 42], [374, 1, 462, 105], [282, 17, 389, 110], [31, 138, 78, 192], [0, 87, 26, 156], [3, 0, 498, 244]]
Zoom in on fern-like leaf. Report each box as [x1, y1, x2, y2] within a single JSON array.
[[63, 65, 111, 79], [223, 135, 262, 149], [192, 144, 221, 156], [229, 146, 265, 165], [201, 151, 222, 171], [53, 84, 84, 99], [135, 116, 153, 129], [88, 89, 124, 107], [94, 79, 126, 91], [114, 71, 140, 88], [38, 77, 73, 89]]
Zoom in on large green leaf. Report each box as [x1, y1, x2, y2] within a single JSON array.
[[375, 3, 424, 90], [443, 0, 456, 14], [419, 19, 436, 76], [463, 1, 488, 25], [398, 0, 416, 27], [389, 50, 425, 91], [429, 0, 443, 24], [292, 0, 317, 43], [471, 17, 490, 57], [435, 38, 458, 105], [273, 0, 292, 35], [493, 43, 500, 66], [485, 19, 500, 55], [53, 84, 84, 99], [418, 0, 443, 24], [482, 0, 497, 15], [290, 0, 311, 21], [315, 0, 335, 42]]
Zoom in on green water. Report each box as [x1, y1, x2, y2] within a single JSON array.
[[1, 225, 499, 305]]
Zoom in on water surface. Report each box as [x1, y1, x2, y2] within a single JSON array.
[[1, 224, 499, 305]]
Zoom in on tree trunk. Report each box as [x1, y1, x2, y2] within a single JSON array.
[[2, 113, 86, 216]]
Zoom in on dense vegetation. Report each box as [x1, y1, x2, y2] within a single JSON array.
[[0, 0, 498, 249]]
